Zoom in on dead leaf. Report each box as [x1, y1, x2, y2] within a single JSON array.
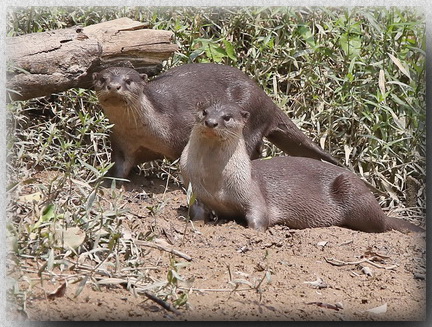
[[47, 282, 67, 300], [344, 144, 352, 166], [122, 227, 132, 240], [319, 133, 327, 150], [366, 303, 388, 314], [316, 241, 328, 250], [361, 266, 373, 277], [304, 277, 327, 289], [388, 53, 411, 80], [54, 226, 86, 250], [74, 275, 88, 298], [18, 192, 42, 203], [378, 69, 386, 95], [335, 302, 344, 309]]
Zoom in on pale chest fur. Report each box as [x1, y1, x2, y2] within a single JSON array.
[[102, 95, 173, 157], [181, 136, 252, 215]]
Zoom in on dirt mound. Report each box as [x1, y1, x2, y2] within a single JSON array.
[[6, 173, 426, 321]]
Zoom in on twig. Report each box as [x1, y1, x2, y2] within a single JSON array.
[[338, 240, 353, 246], [307, 301, 341, 311], [128, 212, 148, 219], [135, 240, 192, 262], [180, 287, 260, 293], [324, 257, 398, 270], [142, 291, 181, 316]]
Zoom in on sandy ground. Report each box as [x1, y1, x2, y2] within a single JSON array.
[[6, 172, 427, 321]]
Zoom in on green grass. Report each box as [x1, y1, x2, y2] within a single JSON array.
[[6, 6, 426, 315]]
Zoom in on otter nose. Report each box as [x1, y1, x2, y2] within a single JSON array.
[[205, 119, 218, 128], [107, 83, 121, 91]]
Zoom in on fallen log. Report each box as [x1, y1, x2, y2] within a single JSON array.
[[6, 17, 178, 101]]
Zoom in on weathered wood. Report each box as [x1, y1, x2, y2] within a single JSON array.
[[6, 17, 178, 101]]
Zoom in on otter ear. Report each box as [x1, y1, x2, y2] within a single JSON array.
[[241, 111, 250, 121], [196, 101, 209, 111], [140, 73, 148, 83], [194, 103, 205, 121], [196, 101, 204, 110]]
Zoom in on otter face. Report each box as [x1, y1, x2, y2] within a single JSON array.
[[93, 67, 147, 106], [194, 103, 250, 140]]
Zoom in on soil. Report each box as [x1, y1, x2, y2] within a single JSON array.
[[6, 171, 427, 322]]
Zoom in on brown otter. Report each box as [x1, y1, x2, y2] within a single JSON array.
[[93, 64, 338, 179], [179, 102, 423, 233]]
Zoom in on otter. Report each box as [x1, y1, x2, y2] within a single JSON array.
[[179, 102, 423, 233], [93, 64, 338, 179]]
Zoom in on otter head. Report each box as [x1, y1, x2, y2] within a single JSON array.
[[194, 102, 250, 141], [92, 67, 148, 108]]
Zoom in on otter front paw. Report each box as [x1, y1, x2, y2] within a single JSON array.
[[245, 210, 269, 232]]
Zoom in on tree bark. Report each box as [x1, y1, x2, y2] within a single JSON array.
[[6, 17, 178, 101]]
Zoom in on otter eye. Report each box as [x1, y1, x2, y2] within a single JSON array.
[[202, 110, 208, 116], [99, 77, 106, 84], [223, 115, 232, 122], [125, 78, 132, 85]]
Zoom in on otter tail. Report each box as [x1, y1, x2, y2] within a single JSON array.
[[266, 110, 339, 166], [384, 216, 424, 233]]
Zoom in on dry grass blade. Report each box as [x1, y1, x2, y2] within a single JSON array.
[[135, 239, 192, 262], [324, 257, 398, 270]]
